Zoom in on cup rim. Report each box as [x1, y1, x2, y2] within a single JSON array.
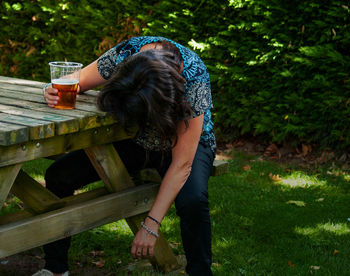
[[49, 61, 83, 68]]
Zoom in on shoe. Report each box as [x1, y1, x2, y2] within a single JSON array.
[[32, 269, 69, 276]]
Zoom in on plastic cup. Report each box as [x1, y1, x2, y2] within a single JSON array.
[[49, 61, 83, 109]]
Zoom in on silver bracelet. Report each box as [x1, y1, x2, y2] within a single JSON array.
[[141, 221, 159, 238], [42, 83, 52, 96]]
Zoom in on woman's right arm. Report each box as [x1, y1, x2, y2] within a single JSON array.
[[44, 60, 107, 107]]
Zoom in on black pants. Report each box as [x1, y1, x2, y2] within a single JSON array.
[[43, 139, 214, 276]]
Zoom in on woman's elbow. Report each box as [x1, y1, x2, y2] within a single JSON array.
[[179, 161, 192, 179]]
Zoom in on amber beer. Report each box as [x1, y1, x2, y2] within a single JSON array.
[[49, 61, 82, 109], [52, 79, 79, 109]]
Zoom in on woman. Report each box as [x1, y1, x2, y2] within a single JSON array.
[[36, 36, 216, 276]]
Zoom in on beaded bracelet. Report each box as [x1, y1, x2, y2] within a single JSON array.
[[42, 83, 52, 96], [141, 222, 159, 238], [147, 215, 162, 226]]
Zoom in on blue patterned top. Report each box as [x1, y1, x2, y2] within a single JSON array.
[[97, 36, 216, 154]]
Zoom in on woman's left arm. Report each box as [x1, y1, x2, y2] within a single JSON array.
[[131, 114, 204, 259]]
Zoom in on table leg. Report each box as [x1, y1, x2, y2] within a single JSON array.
[[0, 164, 22, 211], [85, 144, 181, 273]]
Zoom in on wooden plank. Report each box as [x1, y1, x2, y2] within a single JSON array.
[[211, 159, 229, 176], [0, 76, 98, 95], [0, 113, 55, 140], [0, 164, 22, 211], [0, 97, 115, 131], [0, 187, 110, 226], [0, 124, 134, 167], [0, 82, 98, 104], [85, 144, 134, 193], [85, 144, 180, 272], [0, 121, 29, 145], [0, 104, 79, 136], [0, 83, 42, 94], [0, 210, 33, 226], [0, 88, 45, 104], [0, 183, 159, 258], [10, 170, 64, 214], [0, 76, 44, 88], [0, 88, 103, 114]]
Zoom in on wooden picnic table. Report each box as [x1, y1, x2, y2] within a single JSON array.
[[0, 76, 180, 272]]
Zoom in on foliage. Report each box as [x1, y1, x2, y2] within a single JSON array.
[[0, 0, 350, 148], [0, 0, 146, 81], [138, 0, 350, 149]]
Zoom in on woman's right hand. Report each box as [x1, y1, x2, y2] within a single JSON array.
[[44, 86, 59, 108]]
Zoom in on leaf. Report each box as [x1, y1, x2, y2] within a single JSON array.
[[333, 249, 339, 255], [264, 143, 278, 156], [92, 259, 105, 268], [287, 200, 306, 207], [170, 242, 181, 249], [242, 164, 251, 171], [288, 261, 295, 267], [90, 250, 104, 257], [269, 173, 282, 182], [302, 144, 312, 156], [310, 266, 321, 274], [25, 46, 36, 57]]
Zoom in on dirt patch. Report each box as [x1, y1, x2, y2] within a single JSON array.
[[0, 249, 186, 276], [217, 136, 350, 170], [0, 248, 44, 276]]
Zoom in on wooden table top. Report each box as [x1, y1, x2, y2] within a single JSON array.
[[0, 76, 117, 146]]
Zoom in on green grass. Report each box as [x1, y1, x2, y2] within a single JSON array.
[[2, 153, 350, 275]]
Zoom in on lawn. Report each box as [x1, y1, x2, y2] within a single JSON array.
[[1, 151, 349, 275]]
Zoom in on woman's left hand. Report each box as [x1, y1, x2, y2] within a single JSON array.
[[131, 220, 159, 259]]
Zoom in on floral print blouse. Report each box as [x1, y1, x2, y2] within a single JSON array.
[[97, 36, 216, 154]]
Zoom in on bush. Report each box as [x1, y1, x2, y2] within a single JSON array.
[[139, 0, 350, 149], [0, 0, 146, 81], [1, 0, 349, 149]]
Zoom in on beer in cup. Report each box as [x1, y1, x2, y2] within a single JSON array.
[[49, 61, 83, 109]]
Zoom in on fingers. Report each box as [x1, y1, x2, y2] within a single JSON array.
[[44, 87, 59, 107], [132, 246, 153, 259], [148, 245, 154, 257], [131, 229, 157, 259]]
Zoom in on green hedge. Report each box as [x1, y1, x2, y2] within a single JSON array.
[[1, 0, 349, 149], [0, 0, 146, 81]]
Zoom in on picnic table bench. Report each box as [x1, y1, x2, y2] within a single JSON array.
[[0, 76, 228, 273]]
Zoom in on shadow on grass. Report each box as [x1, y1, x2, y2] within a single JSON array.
[[209, 153, 350, 275], [3, 155, 350, 275]]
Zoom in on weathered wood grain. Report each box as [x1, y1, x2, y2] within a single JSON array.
[[0, 97, 115, 132], [0, 76, 44, 88], [0, 88, 101, 114], [10, 170, 64, 214], [0, 183, 159, 258], [0, 113, 55, 140], [0, 124, 133, 167], [0, 187, 110, 226], [211, 159, 229, 176], [0, 164, 22, 211], [0, 121, 29, 145], [0, 82, 98, 104], [85, 144, 134, 193], [0, 104, 79, 136]]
